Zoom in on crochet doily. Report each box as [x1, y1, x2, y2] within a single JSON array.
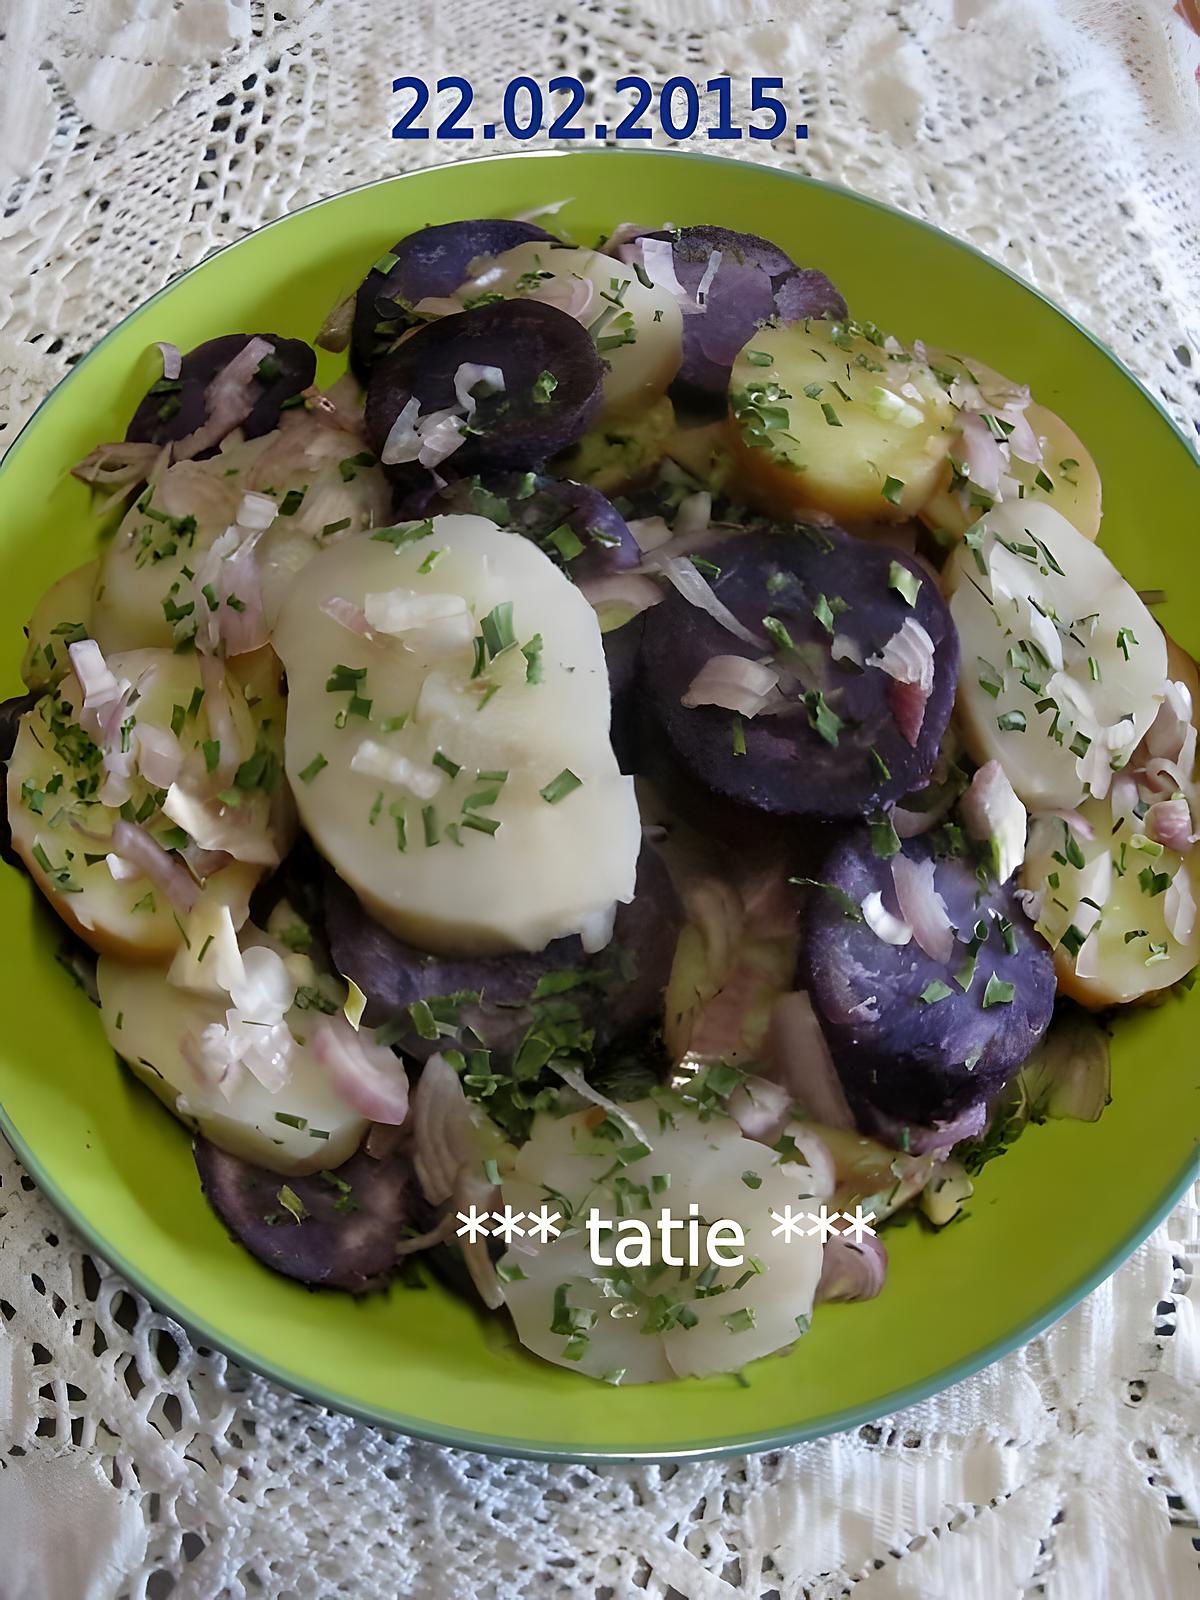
[[1, 2, 1198, 1595]]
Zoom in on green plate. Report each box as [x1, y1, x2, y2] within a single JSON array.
[[1, 151, 1197, 1462]]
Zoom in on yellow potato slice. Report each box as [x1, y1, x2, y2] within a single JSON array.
[[7, 649, 282, 961], [97, 954, 368, 1173], [1022, 799, 1200, 1006], [919, 400, 1101, 544], [725, 318, 957, 522], [944, 502, 1167, 809], [20, 561, 100, 692]]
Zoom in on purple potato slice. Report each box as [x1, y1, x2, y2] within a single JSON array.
[[772, 267, 849, 326], [364, 301, 604, 474], [639, 526, 959, 817], [193, 1137, 415, 1293], [126, 334, 316, 454], [350, 219, 556, 377], [395, 472, 639, 581], [800, 829, 1056, 1125], [618, 226, 847, 397], [324, 844, 682, 1061]]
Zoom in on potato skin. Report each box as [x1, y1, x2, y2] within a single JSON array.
[[639, 526, 960, 817], [194, 1136, 415, 1293], [350, 218, 555, 378], [800, 830, 1056, 1126], [365, 300, 604, 475], [126, 334, 315, 454]]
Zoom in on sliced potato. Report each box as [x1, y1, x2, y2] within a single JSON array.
[[482, 242, 683, 420], [919, 401, 1101, 544], [96, 955, 367, 1173], [944, 501, 1167, 809], [725, 318, 957, 522], [1022, 800, 1200, 1006], [90, 460, 251, 653], [7, 649, 281, 960], [272, 517, 641, 955], [552, 393, 676, 493], [499, 1096, 824, 1383], [20, 561, 100, 691]]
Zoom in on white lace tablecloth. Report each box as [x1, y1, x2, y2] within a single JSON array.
[[1, 2, 1198, 1595]]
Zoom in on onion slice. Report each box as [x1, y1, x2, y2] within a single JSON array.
[[172, 336, 275, 461], [312, 1017, 410, 1125], [646, 554, 766, 647], [815, 1233, 887, 1303], [764, 992, 855, 1128], [682, 654, 782, 717], [109, 820, 199, 914]]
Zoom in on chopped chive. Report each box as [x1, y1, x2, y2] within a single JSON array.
[[432, 749, 461, 778], [298, 753, 328, 784], [997, 710, 1027, 733], [888, 561, 921, 606], [422, 805, 439, 847], [480, 602, 516, 659], [881, 475, 905, 506], [461, 813, 501, 836], [540, 768, 582, 804], [731, 714, 747, 756], [763, 614, 795, 652], [804, 690, 842, 747]]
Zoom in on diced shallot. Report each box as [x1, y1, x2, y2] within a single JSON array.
[[1146, 796, 1195, 852], [349, 739, 443, 800], [867, 618, 935, 748], [576, 573, 664, 621], [312, 1016, 410, 1125], [155, 342, 182, 380], [763, 991, 855, 1129], [681, 654, 782, 717], [320, 596, 374, 637], [861, 890, 912, 946], [634, 237, 702, 314], [134, 723, 184, 790], [815, 1233, 887, 1303], [548, 1063, 653, 1149], [890, 854, 955, 963], [109, 820, 200, 913], [173, 337, 275, 461], [960, 760, 1027, 884], [648, 555, 766, 647]]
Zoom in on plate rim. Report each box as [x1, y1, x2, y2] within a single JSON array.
[[1, 147, 1197, 1463]]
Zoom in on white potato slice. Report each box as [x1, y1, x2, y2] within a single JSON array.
[[498, 1096, 824, 1384], [1022, 800, 1200, 1005], [7, 648, 281, 960], [475, 241, 683, 420], [96, 955, 367, 1173], [944, 501, 1167, 809], [240, 418, 391, 624], [272, 517, 641, 955], [725, 319, 957, 521], [90, 420, 389, 654], [90, 460, 250, 652], [20, 561, 100, 691]]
